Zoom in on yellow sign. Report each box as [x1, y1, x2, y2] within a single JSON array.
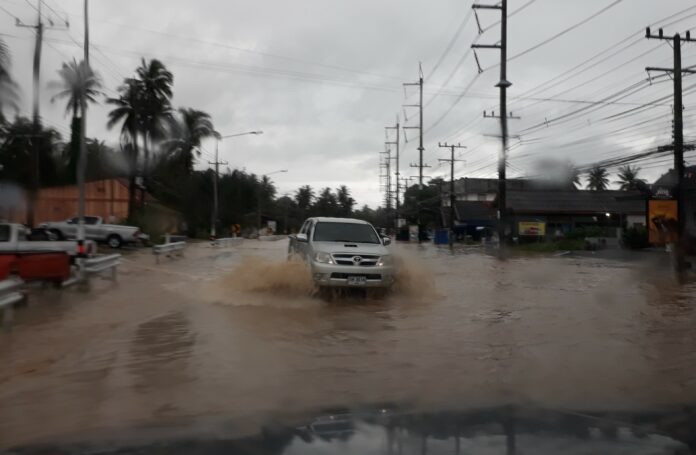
[[648, 199, 677, 244], [518, 221, 546, 236]]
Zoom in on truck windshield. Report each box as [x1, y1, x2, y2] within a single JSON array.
[[313, 222, 380, 244]]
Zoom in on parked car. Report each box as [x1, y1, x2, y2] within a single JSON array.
[[40, 216, 148, 248], [288, 217, 395, 290]]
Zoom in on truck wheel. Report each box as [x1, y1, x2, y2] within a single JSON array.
[[107, 234, 123, 249]]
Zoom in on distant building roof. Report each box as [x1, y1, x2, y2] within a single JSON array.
[[441, 201, 496, 226], [506, 190, 645, 215], [445, 177, 578, 196]]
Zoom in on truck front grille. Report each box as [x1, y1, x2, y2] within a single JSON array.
[[331, 254, 379, 266]]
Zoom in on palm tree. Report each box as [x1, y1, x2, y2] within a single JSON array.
[[0, 38, 20, 124], [616, 165, 647, 191], [164, 108, 219, 173], [49, 59, 102, 118], [563, 162, 581, 189], [295, 185, 314, 213], [586, 166, 609, 191], [336, 185, 355, 216], [49, 59, 102, 182], [135, 59, 174, 177], [107, 79, 143, 219]]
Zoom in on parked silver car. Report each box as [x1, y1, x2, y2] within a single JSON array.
[[288, 217, 395, 289]]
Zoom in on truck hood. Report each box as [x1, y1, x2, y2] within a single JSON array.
[[312, 241, 389, 256]]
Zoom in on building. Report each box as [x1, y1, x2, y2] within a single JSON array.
[[439, 177, 646, 240], [506, 190, 645, 238], [651, 165, 696, 237]]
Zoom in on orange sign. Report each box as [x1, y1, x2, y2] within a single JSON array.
[[648, 199, 678, 244]]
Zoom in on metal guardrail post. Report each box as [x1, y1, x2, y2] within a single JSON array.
[[0, 277, 25, 331], [153, 241, 186, 263]]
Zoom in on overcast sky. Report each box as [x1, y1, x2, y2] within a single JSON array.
[[1, 0, 695, 207]]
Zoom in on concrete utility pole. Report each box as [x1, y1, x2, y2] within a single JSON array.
[[472, 0, 518, 250], [16, 1, 68, 227], [76, 0, 89, 260], [208, 140, 227, 239], [16, 2, 44, 228], [210, 131, 263, 238], [404, 63, 429, 188], [438, 143, 466, 245], [385, 115, 400, 227], [646, 27, 696, 277], [379, 144, 392, 210]]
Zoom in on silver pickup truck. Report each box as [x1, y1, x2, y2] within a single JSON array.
[[0, 223, 96, 257], [288, 217, 395, 290], [40, 216, 147, 248]]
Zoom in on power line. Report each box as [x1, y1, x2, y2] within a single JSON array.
[[427, 8, 474, 81], [508, 0, 625, 63]]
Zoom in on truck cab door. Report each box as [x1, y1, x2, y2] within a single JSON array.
[[294, 220, 312, 259]]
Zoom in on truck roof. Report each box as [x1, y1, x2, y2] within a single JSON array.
[[310, 217, 371, 225]]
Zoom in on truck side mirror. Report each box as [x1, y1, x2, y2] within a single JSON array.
[[382, 237, 391, 246], [296, 233, 308, 243]]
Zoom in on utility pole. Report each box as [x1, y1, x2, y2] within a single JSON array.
[[438, 143, 466, 245], [386, 115, 400, 227], [472, 0, 517, 250], [646, 27, 696, 276], [208, 140, 228, 239], [404, 63, 427, 188], [16, 1, 68, 227], [379, 145, 392, 212], [76, 0, 89, 260], [16, 2, 43, 228]]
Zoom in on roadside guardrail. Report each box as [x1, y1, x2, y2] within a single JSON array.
[[0, 277, 25, 330], [213, 237, 243, 247], [84, 254, 120, 281], [153, 241, 186, 264]]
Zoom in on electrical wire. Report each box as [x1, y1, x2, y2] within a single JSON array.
[[508, 0, 625, 63]]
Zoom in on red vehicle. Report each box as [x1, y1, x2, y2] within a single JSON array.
[[0, 223, 80, 284]]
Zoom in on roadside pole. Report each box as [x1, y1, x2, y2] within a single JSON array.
[[646, 27, 696, 278], [438, 143, 466, 247], [76, 0, 89, 280]]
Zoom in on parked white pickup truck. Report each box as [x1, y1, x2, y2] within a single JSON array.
[[288, 217, 395, 291], [0, 223, 96, 257], [40, 216, 147, 248]]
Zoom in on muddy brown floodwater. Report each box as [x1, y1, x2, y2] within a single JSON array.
[[1, 240, 696, 448]]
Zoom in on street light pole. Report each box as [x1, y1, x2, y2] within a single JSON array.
[[210, 130, 263, 239]]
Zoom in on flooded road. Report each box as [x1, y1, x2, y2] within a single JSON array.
[[1, 240, 696, 448]]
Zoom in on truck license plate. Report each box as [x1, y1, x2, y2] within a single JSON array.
[[347, 276, 367, 285]]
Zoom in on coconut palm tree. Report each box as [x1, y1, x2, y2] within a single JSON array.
[[586, 166, 609, 191], [107, 78, 143, 218], [0, 38, 20, 123], [164, 108, 219, 173], [135, 59, 173, 176], [49, 59, 102, 182], [616, 165, 647, 191]]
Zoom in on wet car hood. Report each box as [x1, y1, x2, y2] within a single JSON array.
[[5, 405, 696, 455], [312, 241, 388, 256]]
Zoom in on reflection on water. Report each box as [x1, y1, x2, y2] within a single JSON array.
[[1, 241, 696, 448]]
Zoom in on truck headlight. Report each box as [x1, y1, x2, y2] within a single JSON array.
[[377, 255, 393, 266], [314, 252, 334, 264]]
